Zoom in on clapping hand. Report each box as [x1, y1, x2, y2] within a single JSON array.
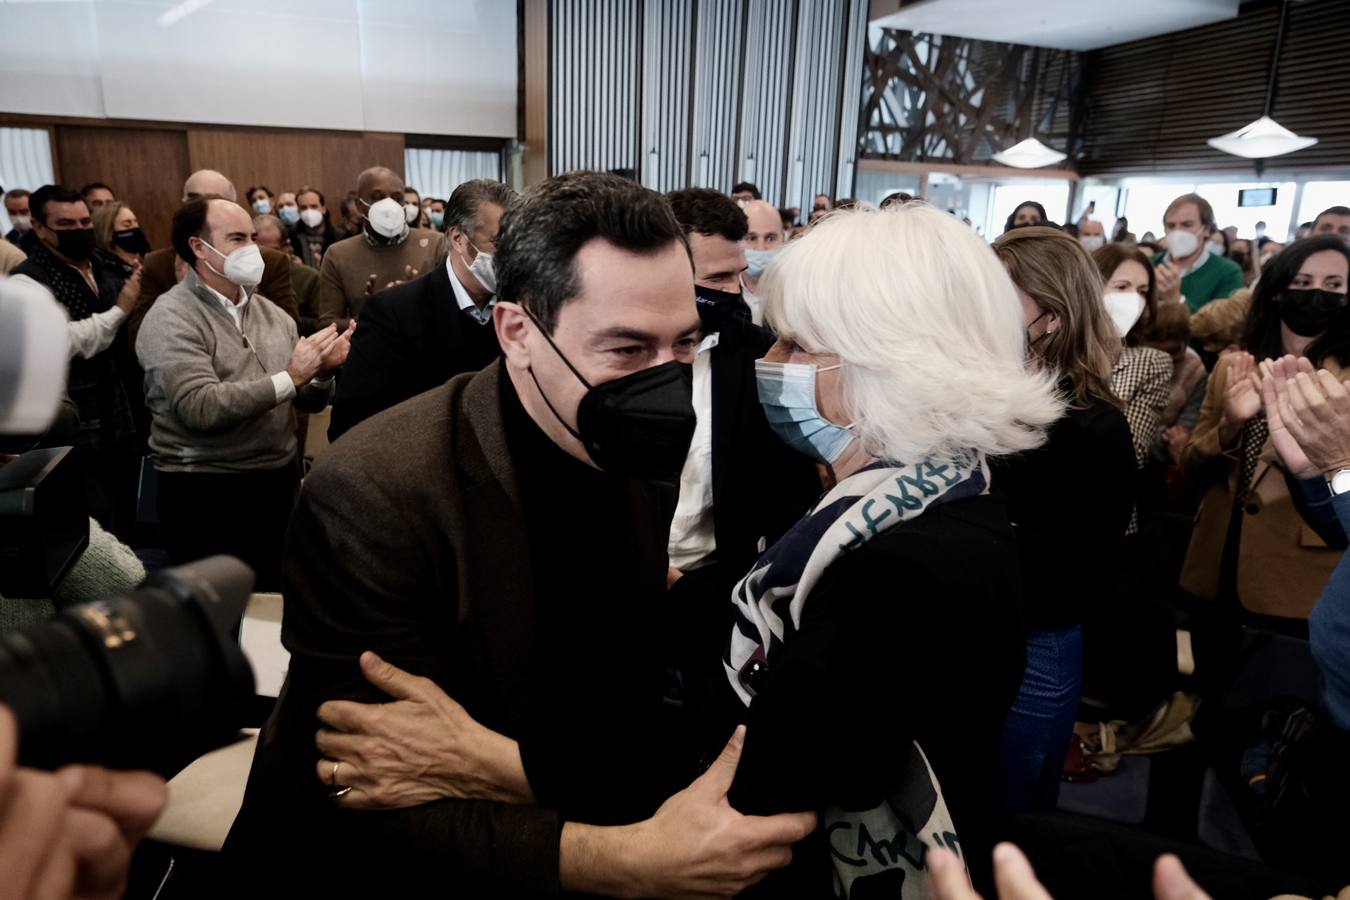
[[115, 264, 143, 316], [1262, 354, 1350, 477], [318, 321, 354, 375], [1155, 261, 1182, 306], [928, 844, 1211, 900], [1219, 353, 1262, 445], [287, 325, 342, 386]]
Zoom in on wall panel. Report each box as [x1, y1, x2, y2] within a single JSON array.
[[1081, 0, 1350, 176], [640, 0, 695, 192], [547, 0, 865, 206], [687, 0, 743, 192], [185, 128, 406, 221], [54, 126, 189, 250]]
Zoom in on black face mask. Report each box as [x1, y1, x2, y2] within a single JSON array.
[[50, 227, 95, 262], [694, 285, 751, 329], [523, 307, 696, 481], [1276, 288, 1347, 337], [112, 227, 151, 256]]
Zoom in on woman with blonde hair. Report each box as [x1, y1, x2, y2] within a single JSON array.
[[92, 200, 150, 267], [991, 226, 1136, 813]]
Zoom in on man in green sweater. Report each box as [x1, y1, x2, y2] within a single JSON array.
[[1152, 192, 1245, 313]]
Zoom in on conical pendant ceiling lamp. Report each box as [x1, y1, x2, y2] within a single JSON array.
[[1208, 0, 1317, 160], [992, 138, 1067, 169]]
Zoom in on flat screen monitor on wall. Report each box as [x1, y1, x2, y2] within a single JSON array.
[[1239, 187, 1277, 207]]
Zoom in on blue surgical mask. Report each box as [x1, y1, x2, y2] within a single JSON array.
[[755, 359, 855, 464], [429, 211, 445, 229], [744, 247, 779, 279], [278, 204, 300, 226]]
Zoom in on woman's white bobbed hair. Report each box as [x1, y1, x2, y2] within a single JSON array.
[[761, 203, 1065, 464]]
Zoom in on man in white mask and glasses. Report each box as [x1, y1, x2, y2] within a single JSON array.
[[317, 166, 446, 329], [1152, 192, 1244, 314], [328, 178, 516, 441], [136, 197, 351, 589]]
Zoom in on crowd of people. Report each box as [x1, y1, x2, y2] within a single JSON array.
[[1, 164, 1349, 899]]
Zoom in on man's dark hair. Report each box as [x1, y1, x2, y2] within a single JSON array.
[[495, 171, 689, 334], [28, 185, 85, 225], [246, 185, 273, 201], [880, 192, 915, 209], [296, 186, 326, 206], [172, 197, 215, 265], [731, 181, 761, 199], [444, 179, 517, 237], [80, 181, 114, 199], [4, 188, 29, 202], [1244, 234, 1350, 367], [667, 187, 748, 244], [1316, 206, 1350, 225]]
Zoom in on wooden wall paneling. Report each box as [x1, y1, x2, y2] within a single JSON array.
[[185, 127, 406, 221], [1080, 0, 1350, 176], [53, 125, 189, 251], [522, 0, 550, 186]]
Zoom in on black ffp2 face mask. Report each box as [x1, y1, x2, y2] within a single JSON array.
[[524, 307, 696, 481], [112, 227, 151, 256], [51, 227, 96, 263], [694, 285, 751, 329], [1277, 288, 1348, 337]]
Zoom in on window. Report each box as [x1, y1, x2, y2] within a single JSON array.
[[1120, 183, 1195, 242], [0, 127, 55, 233], [1297, 181, 1350, 229], [404, 148, 504, 204], [1195, 181, 1296, 242], [988, 183, 1070, 236]]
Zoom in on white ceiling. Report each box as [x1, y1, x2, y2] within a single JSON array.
[[869, 0, 1243, 51]]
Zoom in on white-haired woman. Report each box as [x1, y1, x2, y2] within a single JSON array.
[[717, 202, 1064, 897]]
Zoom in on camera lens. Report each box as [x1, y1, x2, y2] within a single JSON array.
[[0, 556, 257, 774]]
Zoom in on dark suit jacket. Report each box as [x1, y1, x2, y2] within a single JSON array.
[[224, 362, 675, 896], [129, 246, 296, 347], [708, 314, 821, 582], [327, 265, 501, 442]]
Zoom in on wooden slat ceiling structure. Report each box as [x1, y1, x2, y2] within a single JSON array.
[[1079, 0, 1350, 176]]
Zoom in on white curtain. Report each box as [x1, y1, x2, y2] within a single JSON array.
[[404, 148, 503, 202], [0, 128, 56, 233]]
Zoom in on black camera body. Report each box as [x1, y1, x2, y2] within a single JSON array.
[[0, 556, 257, 775]]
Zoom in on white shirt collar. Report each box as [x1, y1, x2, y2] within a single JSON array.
[[445, 258, 495, 325], [202, 280, 248, 315], [695, 332, 720, 354]]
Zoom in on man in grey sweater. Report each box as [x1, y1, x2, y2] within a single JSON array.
[[136, 197, 350, 588]]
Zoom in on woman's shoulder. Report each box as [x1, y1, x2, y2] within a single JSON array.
[[830, 494, 1015, 570], [1056, 396, 1134, 463], [1128, 345, 1173, 375], [1113, 346, 1173, 395], [809, 495, 1022, 621]]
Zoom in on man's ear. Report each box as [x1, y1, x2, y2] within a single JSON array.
[[494, 301, 533, 370]]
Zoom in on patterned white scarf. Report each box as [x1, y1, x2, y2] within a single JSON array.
[[724, 455, 985, 898]]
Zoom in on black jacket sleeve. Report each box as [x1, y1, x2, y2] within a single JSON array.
[[227, 449, 562, 895], [327, 285, 411, 442]]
